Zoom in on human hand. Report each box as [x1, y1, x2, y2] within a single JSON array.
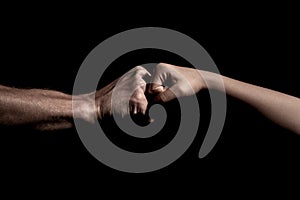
[[95, 66, 150, 119], [148, 63, 207, 102]]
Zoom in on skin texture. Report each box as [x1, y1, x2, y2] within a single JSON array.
[[148, 63, 300, 135], [1, 63, 299, 135], [0, 66, 149, 131]]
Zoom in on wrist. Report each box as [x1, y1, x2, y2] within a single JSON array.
[[95, 90, 112, 119], [198, 70, 225, 91], [72, 93, 97, 124]]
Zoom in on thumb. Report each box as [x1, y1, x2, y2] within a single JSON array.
[[154, 84, 182, 103], [148, 63, 170, 93]]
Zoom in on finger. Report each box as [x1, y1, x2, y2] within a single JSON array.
[[132, 66, 151, 78], [148, 83, 166, 94], [133, 106, 137, 114], [135, 99, 147, 115], [154, 89, 176, 103], [130, 104, 134, 113], [120, 66, 150, 83], [140, 102, 148, 115], [154, 84, 182, 103], [148, 63, 173, 94], [138, 67, 151, 78], [148, 71, 167, 94]]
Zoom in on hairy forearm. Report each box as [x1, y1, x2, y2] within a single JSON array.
[[0, 85, 92, 130], [201, 71, 300, 134], [0, 67, 149, 131]]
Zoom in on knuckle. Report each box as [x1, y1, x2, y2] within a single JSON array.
[[156, 63, 170, 70], [135, 92, 145, 100], [134, 65, 143, 71], [133, 66, 147, 76]]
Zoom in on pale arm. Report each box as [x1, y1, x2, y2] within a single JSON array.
[[149, 63, 300, 135], [203, 71, 300, 134]]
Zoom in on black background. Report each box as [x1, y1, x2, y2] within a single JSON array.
[[1, 3, 299, 196]]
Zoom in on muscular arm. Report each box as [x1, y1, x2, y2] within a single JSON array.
[[0, 85, 75, 130], [0, 66, 150, 131]]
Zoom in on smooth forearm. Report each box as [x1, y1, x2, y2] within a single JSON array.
[[201, 70, 300, 134]]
